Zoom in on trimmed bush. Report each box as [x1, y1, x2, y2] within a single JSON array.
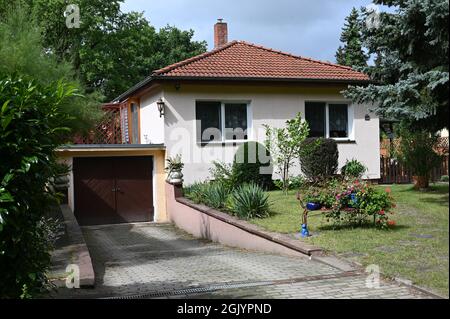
[[341, 159, 367, 178], [232, 142, 273, 190], [300, 138, 339, 181], [228, 183, 271, 219]]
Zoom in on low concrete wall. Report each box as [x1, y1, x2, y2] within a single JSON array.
[[166, 183, 322, 257], [60, 205, 95, 287]]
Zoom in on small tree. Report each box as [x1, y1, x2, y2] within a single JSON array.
[[264, 113, 310, 194]]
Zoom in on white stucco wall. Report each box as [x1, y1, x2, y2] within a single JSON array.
[[157, 83, 380, 184], [140, 90, 165, 144]]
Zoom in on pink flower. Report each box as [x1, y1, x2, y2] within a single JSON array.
[[379, 210, 385, 216]]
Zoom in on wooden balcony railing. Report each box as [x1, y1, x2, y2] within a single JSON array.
[[73, 104, 130, 145]]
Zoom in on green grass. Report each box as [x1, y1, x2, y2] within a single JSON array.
[[251, 184, 449, 297]]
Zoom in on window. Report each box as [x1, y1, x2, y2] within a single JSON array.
[[305, 102, 326, 137], [196, 101, 222, 142], [305, 102, 351, 139], [329, 104, 348, 138], [196, 101, 249, 143]]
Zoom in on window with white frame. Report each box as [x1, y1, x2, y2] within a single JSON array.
[[196, 101, 250, 143], [305, 102, 353, 139]]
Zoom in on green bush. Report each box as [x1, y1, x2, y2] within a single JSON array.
[[232, 142, 273, 190], [203, 183, 230, 210], [0, 76, 76, 298], [183, 182, 209, 204], [300, 138, 339, 181], [341, 159, 367, 178], [397, 128, 442, 187], [209, 161, 234, 191], [228, 184, 271, 219], [441, 175, 449, 182]]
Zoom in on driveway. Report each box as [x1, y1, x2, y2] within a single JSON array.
[[51, 223, 432, 299]]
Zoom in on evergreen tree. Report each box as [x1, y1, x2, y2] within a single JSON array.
[[335, 7, 368, 68], [344, 0, 449, 132]]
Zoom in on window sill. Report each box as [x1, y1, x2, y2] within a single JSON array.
[[198, 140, 249, 147], [334, 139, 356, 144]]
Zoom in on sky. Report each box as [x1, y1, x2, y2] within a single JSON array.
[[121, 0, 381, 63]]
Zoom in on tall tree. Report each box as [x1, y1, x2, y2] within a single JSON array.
[[3, 0, 207, 101], [344, 0, 449, 132], [335, 7, 368, 68]]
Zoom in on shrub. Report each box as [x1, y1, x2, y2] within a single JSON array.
[[300, 138, 339, 181], [273, 175, 306, 191], [397, 127, 442, 189], [203, 182, 230, 210], [183, 182, 209, 204], [341, 159, 367, 178], [0, 76, 76, 298], [209, 161, 234, 191], [441, 175, 449, 182], [232, 142, 273, 190], [328, 180, 395, 229], [228, 184, 271, 219]]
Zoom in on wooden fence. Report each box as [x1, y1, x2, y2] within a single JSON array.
[[380, 155, 449, 184]]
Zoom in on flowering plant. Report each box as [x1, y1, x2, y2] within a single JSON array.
[[328, 179, 396, 229]]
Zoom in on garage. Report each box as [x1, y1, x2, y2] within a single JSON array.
[[73, 156, 154, 226]]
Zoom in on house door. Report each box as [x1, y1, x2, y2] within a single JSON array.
[[73, 157, 154, 226]]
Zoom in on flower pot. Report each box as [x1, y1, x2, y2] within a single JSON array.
[[306, 202, 321, 211], [168, 170, 183, 185], [412, 175, 429, 190]]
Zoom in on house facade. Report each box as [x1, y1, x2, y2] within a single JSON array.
[[58, 20, 380, 225], [114, 21, 380, 184]]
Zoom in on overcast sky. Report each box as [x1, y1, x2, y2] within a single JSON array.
[[121, 0, 380, 63]]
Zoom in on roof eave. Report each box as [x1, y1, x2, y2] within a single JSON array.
[[153, 75, 372, 85], [113, 75, 371, 102]]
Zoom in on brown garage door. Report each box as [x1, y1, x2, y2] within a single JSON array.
[[74, 157, 154, 226]]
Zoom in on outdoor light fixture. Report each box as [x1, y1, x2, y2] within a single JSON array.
[[157, 98, 165, 117], [365, 114, 371, 121]]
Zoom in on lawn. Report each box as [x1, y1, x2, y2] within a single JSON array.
[[250, 183, 449, 297]]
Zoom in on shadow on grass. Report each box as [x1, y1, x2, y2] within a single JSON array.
[[316, 222, 410, 232]]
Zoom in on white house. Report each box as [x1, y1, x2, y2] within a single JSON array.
[[58, 20, 380, 225], [113, 20, 380, 184]]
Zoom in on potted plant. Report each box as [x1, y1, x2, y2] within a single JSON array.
[[165, 154, 184, 185]]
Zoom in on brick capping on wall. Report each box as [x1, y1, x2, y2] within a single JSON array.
[[167, 182, 323, 257]]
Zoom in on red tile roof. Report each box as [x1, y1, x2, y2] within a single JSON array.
[[153, 41, 369, 82]]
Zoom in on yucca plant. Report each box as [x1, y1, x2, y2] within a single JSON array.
[[203, 182, 230, 209], [228, 183, 271, 219], [183, 182, 208, 204]]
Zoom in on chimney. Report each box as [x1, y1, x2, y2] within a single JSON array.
[[214, 18, 228, 48]]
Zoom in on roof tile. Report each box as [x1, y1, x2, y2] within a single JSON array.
[[153, 41, 369, 81]]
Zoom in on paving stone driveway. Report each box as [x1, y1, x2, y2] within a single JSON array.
[[51, 223, 432, 299]]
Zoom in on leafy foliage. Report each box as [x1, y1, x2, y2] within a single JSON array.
[[0, 5, 102, 134], [344, 1, 449, 132], [209, 161, 235, 191], [264, 113, 310, 193], [0, 76, 76, 298], [299, 138, 339, 182], [325, 180, 396, 229], [396, 126, 442, 187], [232, 142, 273, 190], [335, 7, 368, 68], [341, 159, 367, 178], [228, 184, 271, 219]]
